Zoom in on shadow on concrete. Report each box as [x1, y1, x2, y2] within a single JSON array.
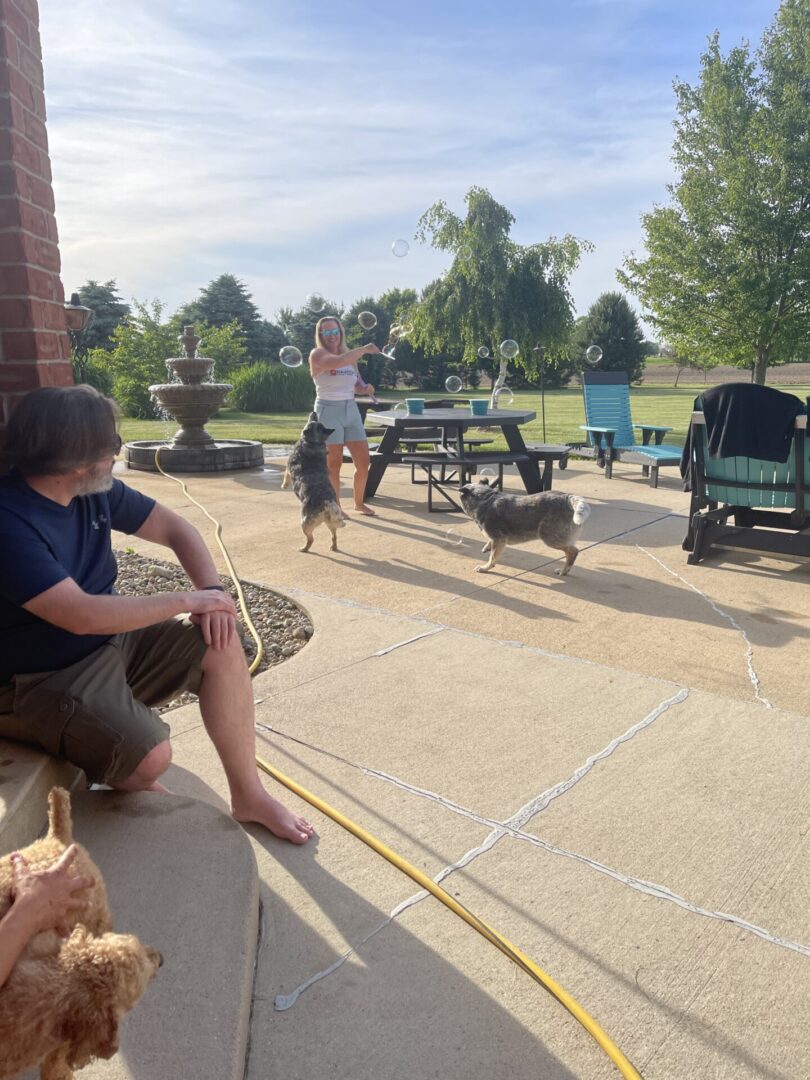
[[163, 764, 580, 1078], [511, 562, 810, 649], [308, 547, 573, 623], [246, 839, 582, 1080]]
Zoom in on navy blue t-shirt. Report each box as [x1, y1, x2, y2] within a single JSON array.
[[0, 473, 156, 682]]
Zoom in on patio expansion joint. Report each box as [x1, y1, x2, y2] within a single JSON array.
[[262, 684, 810, 1012], [635, 544, 774, 709]]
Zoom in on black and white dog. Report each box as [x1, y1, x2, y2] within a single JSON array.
[[459, 479, 591, 574], [282, 413, 345, 552]]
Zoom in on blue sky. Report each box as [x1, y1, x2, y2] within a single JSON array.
[[39, 0, 777, 335]]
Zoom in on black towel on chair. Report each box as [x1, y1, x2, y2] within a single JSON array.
[[680, 382, 806, 486]]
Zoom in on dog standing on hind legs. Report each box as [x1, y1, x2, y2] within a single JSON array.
[[459, 480, 591, 574], [282, 412, 346, 552]]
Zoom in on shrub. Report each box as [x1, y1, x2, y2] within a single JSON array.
[[112, 374, 160, 419], [73, 358, 115, 397], [228, 362, 313, 412]]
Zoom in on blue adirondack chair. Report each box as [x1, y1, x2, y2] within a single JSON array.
[[579, 371, 682, 487], [683, 391, 810, 565]]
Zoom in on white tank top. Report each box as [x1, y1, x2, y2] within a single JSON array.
[[313, 363, 357, 402]]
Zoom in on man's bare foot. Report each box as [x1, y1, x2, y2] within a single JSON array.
[[354, 504, 376, 516], [232, 792, 315, 844]]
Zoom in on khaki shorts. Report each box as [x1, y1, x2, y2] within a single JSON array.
[[0, 618, 207, 785]]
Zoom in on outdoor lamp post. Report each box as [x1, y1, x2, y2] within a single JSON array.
[[533, 344, 547, 442], [64, 292, 94, 382]]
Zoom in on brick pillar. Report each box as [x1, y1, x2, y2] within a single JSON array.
[[0, 0, 71, 430]]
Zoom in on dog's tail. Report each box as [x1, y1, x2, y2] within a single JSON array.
[[327, 501, 346, 529], [568, 495, 591, 526], [47, 786, 73, 844]]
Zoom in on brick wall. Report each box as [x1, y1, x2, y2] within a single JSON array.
[[0, 0, 71, 430]]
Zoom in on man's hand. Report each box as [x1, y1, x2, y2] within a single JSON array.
[[190, 610, 237, 649], [185, 589, 237, 649], [10, 845, 94, 937]]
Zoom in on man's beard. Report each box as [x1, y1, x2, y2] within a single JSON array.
[[76, 462, 114, 495]]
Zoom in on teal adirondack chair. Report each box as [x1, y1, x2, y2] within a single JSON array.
[[580, 371, 681, 487], [683, 396, 810, 565]]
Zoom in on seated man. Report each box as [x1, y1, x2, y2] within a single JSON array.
[[0, 385, 313, 844]]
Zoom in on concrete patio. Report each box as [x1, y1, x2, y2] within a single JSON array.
[[5, 450, 810, 1079]]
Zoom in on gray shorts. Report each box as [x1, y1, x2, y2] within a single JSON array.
[[0, 617, 207, 785], [315, 399, 367, 445]]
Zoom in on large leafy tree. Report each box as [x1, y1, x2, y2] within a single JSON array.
[[411, 187, 590, 394], [572, 292, 648, 384], [619, 0, 810, 384], [179, 274, 285, 361], [75, 280, 130, 351]]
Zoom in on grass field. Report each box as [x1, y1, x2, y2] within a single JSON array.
[[119, 382, 810, 452]]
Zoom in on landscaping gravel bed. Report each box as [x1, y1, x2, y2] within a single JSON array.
[[114, 548, 313, 711]]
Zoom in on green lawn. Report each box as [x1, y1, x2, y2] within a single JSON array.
[[120, 383, 810, 453]]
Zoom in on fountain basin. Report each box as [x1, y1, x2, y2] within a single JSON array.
[[124, 439, 264, 472]]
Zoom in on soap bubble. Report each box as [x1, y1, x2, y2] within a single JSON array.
[[478, 467, 496, 480], [392, 238, 410, 258], [585, 344, 603, 366], [306, 293, 325, 313], [392, 401, 408, 412], [445, 375, 463, 393], [459, 244, 473, 260], [493, 387, 514, 407], [389, 324, 403, 341], [279, 346, 303, 368], [358, 311, 377, 330], [499, 339, 519, 360], [477, 346, 490, 359], [445, 529, 464, 546], [383, 345, 397, 358]]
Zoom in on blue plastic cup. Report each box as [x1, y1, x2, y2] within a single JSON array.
[[405, 398, 425, 415], [470, 399, 488, 416]]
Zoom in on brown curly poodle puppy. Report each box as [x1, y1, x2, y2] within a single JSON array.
[[0, 788, 111, 957], [0, 923, 162, 1080]]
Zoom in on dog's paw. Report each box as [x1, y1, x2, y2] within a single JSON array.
[[474, 564, 491, 573]]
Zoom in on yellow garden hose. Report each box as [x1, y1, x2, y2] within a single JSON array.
[[153, 447, 264, 673], [256, 754, 641, 1079], [152, 447, 641, 1079]]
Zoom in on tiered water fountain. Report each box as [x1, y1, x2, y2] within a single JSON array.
[[124, 325, 263, 472]]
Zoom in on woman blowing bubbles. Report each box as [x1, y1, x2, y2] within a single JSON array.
[[309, 316, 380, 517]]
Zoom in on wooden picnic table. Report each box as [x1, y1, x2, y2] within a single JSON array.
[[364, 407, 546, 503]]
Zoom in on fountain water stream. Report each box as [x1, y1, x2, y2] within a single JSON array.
[[124, 325, 263, 472]]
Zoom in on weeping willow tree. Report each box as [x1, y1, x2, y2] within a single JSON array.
[[410, 187, 591, 400]]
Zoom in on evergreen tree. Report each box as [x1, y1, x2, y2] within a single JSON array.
[[179, 274, 285, 361], [76, 280, 130, 351], [573, 292, 647, 383]]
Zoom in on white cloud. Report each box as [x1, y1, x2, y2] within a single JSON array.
[[39, 0, 748, 338]]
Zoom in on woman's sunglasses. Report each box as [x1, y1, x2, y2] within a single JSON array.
[[321, 328, 341, 338]]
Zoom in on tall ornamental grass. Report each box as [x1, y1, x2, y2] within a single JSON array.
[[228, 363, 313, 413]]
